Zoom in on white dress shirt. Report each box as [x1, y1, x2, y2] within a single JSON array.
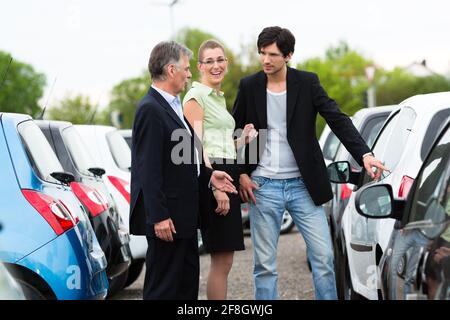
[[152, 85, 200, 176]]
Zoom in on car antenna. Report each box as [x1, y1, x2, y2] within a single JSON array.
[[88, 92, 102, 124], [37, 76, 57, 120], [0, 56, 13, 91]]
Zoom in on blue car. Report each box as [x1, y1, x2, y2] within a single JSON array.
[[0, 112, 108, 299]]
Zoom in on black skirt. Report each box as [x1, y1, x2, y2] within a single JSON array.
[[201, 158, 245, 253]]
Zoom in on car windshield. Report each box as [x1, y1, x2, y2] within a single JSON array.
[[106, 130, 131, 172], [17, 120, 64, 183], [62, 126, 98, 175]]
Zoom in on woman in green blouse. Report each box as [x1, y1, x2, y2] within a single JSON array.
[[183, 40, 257, 300]]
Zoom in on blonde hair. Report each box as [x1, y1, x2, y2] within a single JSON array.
[[198, 39, 226, 62]]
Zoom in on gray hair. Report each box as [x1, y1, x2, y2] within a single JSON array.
[[148, 41, 193, 81]]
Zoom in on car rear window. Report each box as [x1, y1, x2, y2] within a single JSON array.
[[106, 130, 131, 172], [348, 114, 390, 169], [322, 130, 340, 161], [17, 120, 64, 183], [62, 126, 98, 176], [124, 136, 132, 149]]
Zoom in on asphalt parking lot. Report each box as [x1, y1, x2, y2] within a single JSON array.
[[112, 228, 314, 300]]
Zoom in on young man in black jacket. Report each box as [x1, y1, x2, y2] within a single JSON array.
[[233, 27, 386, 300]]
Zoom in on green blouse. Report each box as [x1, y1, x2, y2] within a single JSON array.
[[183, 81, 236, 160]]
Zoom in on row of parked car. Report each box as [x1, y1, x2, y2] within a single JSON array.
[[0, 113, 147, 299], [320, 91, 450, 300], [10, 89, 444, 300]]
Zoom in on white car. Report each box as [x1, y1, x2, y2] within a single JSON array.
[[75, 125, 147, 287], [335, 92, 450, 299]]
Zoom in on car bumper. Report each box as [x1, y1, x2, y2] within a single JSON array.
[[16, 227, 108, 300]]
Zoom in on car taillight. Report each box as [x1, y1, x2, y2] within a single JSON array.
[[70, 182, 109, 218], [107, 175, 130, 204], [398, 175, 414, 199], [340, 183, 353, 200], [22, 190, 78, 235]]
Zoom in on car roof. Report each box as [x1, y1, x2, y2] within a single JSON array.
[[352, 105, 398, 120], [74, 124, 117, 134], [35, 119, 73, 130], [400, 91, 450, 112], [0, 112, 32, 125], [118, 129, 132, 136]]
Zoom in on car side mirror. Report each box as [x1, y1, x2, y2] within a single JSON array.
[[50, 171, 75, 185], [328, 161, 350, 183], [355, 183, 404, 220], [88, 167, 106, 177], [328, 161, 357, 183], [328, 161, 363, 185]]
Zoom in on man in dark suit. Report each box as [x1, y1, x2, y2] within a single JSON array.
[[232, 26, 386, 300], [129, 41, 237, 300]]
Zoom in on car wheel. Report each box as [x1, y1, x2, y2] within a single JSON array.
[[280, 211, 295, 234], [333, 239, 346, 300], [16, 279, 46, 300], [396, 253, 407, 279], [107, 269, 129, 297], [124, 259, 145, 288]]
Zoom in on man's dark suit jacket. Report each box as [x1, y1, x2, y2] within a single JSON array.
[[129, 87, 212, 238], [232, 67, 370, 206]]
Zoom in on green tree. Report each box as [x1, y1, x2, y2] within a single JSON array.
[[297, 41, 375, 137], [106, 71, 150, 128], [376, 68, 450, 105], [47, 94, 96, 124], [0, 51, 46, 117]]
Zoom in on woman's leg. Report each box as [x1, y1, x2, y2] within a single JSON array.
[[207, 251, 234, 300]]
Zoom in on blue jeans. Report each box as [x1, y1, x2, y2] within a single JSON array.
[[249, 176, 337, 300], [388, 229, 429, 299]]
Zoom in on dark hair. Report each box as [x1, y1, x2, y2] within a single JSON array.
[[257, 26, 295, 57], [198, 39, 226, 62], [148, 41, 193, 81]]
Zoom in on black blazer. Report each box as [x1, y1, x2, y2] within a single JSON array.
[[129, 87, 212, 238], [232, 67, 370, 205]]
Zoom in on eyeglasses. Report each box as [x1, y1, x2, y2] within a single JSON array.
[[199, 57, 228, 66]]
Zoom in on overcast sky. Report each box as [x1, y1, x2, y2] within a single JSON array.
[[2, 0, 450, 108]]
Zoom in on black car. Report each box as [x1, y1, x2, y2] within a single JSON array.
[[350, 116, 450, 299], [36, 120, 132, 296]]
